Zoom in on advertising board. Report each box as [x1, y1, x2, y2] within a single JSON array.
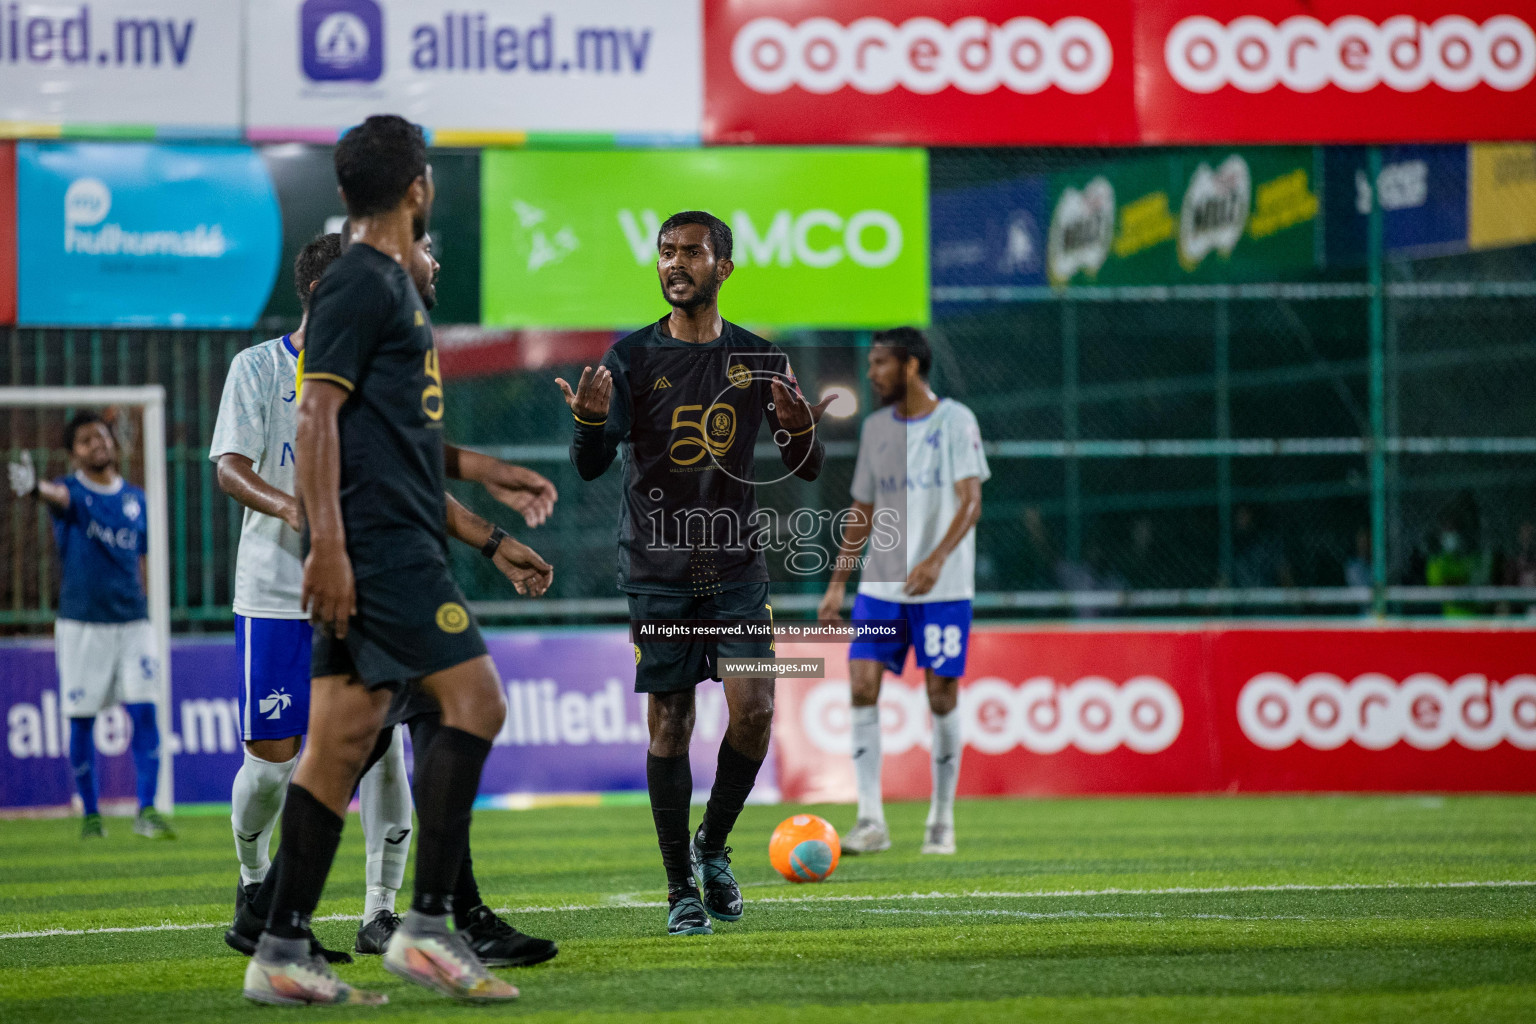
[[0, 0, 240, 137], [245, 0, 702, 144], [16, 142, 281, 328], [481, 148, 929, 329]]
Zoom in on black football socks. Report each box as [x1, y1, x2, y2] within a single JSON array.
[[410, 725, 492, 917], [647, 752, 694, 889], [698, 740, 764, 852], [452, 848, 485, 929], [265, 784, 343, 940]]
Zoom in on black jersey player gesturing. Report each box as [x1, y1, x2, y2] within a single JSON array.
[[558, 211, 829, 936]]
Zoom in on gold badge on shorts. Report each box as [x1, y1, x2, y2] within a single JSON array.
[[436, 602, 469, 634], [634, 644, 642, 664]]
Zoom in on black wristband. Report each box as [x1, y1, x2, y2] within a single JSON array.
[[481, 525, 508, 559]]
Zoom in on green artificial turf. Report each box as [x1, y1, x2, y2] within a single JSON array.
[[2, 794, 1534, 1022]]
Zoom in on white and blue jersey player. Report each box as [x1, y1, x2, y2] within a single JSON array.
[[818, 328, 989, 858], [209, 232, 413, 951], [7, 412, 173, 839]]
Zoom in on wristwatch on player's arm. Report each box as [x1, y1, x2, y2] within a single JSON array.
[[481, 525, 509, 559]]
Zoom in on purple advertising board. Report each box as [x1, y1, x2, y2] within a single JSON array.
[[2, 629, 772, 813]]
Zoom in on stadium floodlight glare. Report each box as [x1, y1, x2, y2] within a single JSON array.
[[0, 386, 173, 814], [819, 385, 857, 419]]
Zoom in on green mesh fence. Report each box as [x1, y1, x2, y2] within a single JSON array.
[[4, 147, 1535, 629]]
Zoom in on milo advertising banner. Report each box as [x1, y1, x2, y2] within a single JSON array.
[[1047, 148, 1320, 287], [481, 148, 928, 329]]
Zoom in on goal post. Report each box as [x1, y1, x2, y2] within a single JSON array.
[[0, 385, 174, 815]]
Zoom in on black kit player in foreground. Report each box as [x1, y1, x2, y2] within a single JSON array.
[[226, 231, 557, 972], [557, 211, 830, 937], [243, 115, 547, 1006]]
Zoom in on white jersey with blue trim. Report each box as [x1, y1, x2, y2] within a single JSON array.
[[209, 336, 305, 619], [850, 397, 991, 604]]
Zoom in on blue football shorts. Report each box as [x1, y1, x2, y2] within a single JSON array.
[[847, 593, 973, 678], [234, 614, 313, 742]]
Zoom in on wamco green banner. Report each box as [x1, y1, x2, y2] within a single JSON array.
[[481, 149, 928, 329], [1047, 147, 1320, 287]]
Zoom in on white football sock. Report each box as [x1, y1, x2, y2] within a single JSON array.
[[364, 885, 397, 921], [851, 705, 885, 824], [231, 749, 297, 885], [928, 709, 962, 829], [359, 725, 412, 920]]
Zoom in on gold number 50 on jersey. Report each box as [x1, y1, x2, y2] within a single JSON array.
[[669, 403, 736, 465], [422, 348, 444, 421]]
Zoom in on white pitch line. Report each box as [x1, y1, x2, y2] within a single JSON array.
[[855, 909, 1310, 921], [2, 879, 1531, 941]]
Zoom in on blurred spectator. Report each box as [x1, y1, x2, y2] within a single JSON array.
[[1116, 516, 1172, 590], [1425, 491, 1491, 617], [1024, 507, 1124, 616], [1230, 505, 1294, 589], [1500, 520, 1536, 616], [1343, 526, 1372, 589], [1503, 521, 1536, 588]]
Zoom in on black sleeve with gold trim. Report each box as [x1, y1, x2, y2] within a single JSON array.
[[303, 244, 450, 575]]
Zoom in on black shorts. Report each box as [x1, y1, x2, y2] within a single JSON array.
[[311, 562, 488, 690], [627, 582, 774, 694], [383, 681, 440, 729]]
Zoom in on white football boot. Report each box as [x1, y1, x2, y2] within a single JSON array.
[[842, 818, 892, 855]]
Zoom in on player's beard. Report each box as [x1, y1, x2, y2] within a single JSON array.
[[876, 379, 906, 407], [663, 272, 720, 312]]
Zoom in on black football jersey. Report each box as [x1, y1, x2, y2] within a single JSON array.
[[571, 318, 824, 595], [302, 243, 448, 574]]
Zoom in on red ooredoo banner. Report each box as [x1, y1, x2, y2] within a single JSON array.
[[703, 1, 1140, 145], [1137, 1, 1536, 142], [772, 626, 1536, 803], [703, 2, 1536, 144]]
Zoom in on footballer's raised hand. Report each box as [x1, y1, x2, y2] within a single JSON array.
[[492, 536, 554, 598], [556, 365, 613, 423], [771, 378, 834, 436]]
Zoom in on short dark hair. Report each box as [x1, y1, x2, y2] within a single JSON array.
[[294, 232, 343, 313], [64, 411, 110, 451], [334, 115, 428, 219], [872, 327, 932, 378], [657, 210, 732, 262]]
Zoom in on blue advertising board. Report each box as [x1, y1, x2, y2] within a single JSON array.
[[1323, 145, 1468, 266], [930, 176, 1047, 293], [16, 143, 281, 327]]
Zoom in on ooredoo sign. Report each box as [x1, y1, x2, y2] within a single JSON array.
[[705, 2, 1536, 144], [771, 626, 1536, 803], [704, 1, 1139, 144], [1137, 2, 1536, 142]]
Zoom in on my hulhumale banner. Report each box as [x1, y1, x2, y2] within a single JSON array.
[[481, 148, 929, 329], [1047, 147, 1320, 287], [16, 142, 281, 327]]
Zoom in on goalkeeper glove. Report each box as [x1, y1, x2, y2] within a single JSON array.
[[8, 451, 37, 497]]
